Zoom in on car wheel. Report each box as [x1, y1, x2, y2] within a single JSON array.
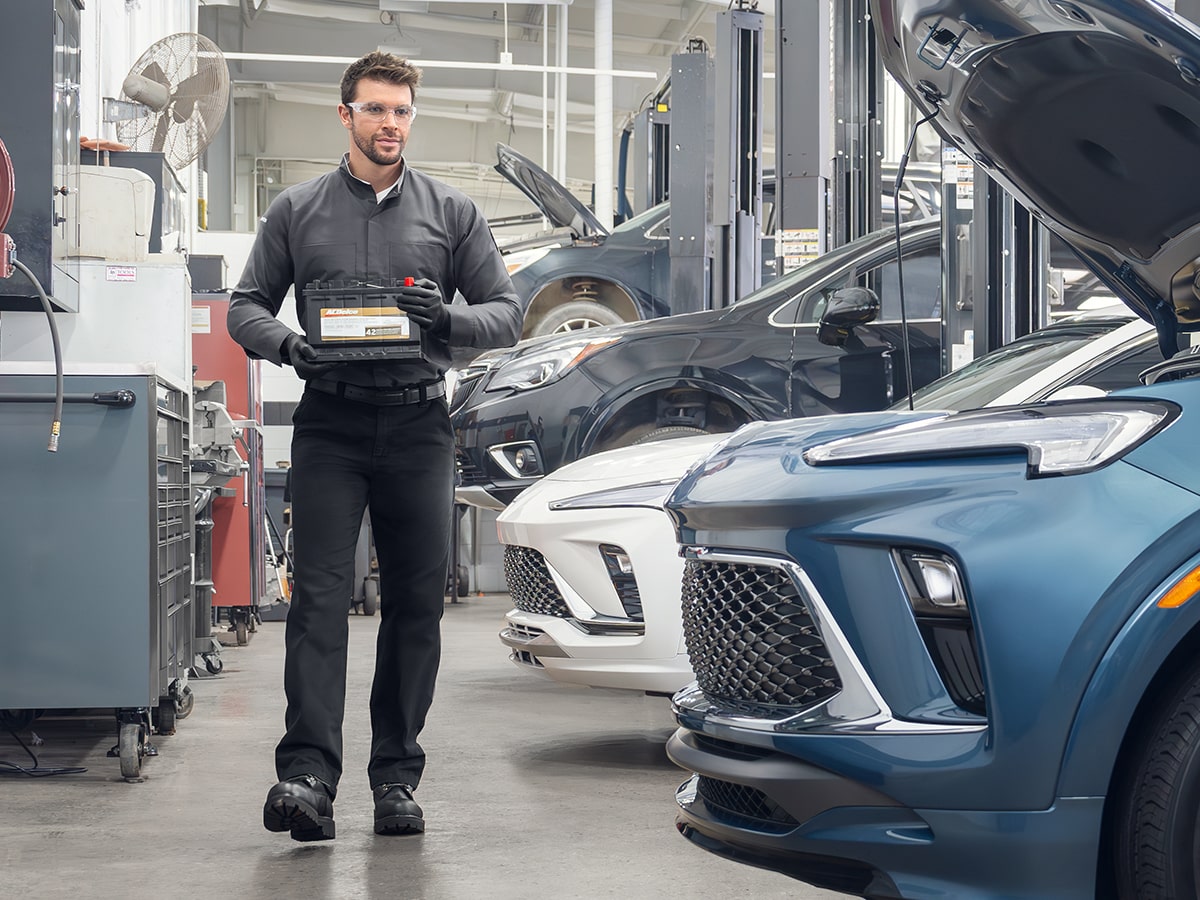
[[1116, 659, 1200, 897], [532, 300, 625, 336]]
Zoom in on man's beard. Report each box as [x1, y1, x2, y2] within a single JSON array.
[[354, 129, 403, 166]]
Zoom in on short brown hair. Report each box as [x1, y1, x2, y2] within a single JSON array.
[[340, 51, 422, 105]]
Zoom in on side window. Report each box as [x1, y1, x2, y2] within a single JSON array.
[[871, 247, 941, 321], [790, 244, 942, 324], [644, 211, 670, 240], [1075, 342, 1162, 393]]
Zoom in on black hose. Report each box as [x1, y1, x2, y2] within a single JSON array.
[[893, 108, 941, 411], [10, 258, 63, 450]]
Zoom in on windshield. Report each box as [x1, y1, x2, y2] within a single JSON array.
[[612, 202, 668, 234], [904, 322, 1125, 412]]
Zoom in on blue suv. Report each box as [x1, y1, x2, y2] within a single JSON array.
[[664, 0, 1200, 897]]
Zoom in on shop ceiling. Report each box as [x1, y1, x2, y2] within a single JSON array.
[[198, 0, 777, 139]]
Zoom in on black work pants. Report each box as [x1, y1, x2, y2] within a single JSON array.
[[277, 387, 454, 794]]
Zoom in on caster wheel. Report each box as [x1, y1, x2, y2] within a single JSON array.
[[205, 654, 223, 675], [175, 686, 194, 720], [118, 722, 143, 779], [156, 699, 176, 735], [235, 618, 248, 646], [363, 578, 379, 617]]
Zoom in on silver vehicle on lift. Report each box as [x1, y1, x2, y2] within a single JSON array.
[[493, 142, 942, 339]]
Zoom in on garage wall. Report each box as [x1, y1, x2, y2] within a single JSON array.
[[78, 0, 199, 244]]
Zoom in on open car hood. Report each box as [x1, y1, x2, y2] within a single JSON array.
[[494, 142, 608, 239], [874, 0, 1200, 355]]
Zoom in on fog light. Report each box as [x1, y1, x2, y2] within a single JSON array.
[[599, 543, 642, 620], [913, 558, 962, 608], [514, 447, 538, 474], [897, 550, 968, 614], [894, 547, 984, 716], [488, 441, 545, 479]]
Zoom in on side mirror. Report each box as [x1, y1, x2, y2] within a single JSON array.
[[817, 286, 880, 346]]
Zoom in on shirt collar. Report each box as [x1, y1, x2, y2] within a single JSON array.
[[340, 153, 406, 203]]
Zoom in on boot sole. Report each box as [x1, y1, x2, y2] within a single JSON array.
[[264, 797, 336, 842], [374, 814, 424, 835]]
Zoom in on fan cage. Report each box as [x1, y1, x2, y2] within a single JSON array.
[[116, 32, 230, 171]]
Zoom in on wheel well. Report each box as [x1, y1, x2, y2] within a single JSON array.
[[1095, 621, 1200, 898], [522, 277, 640, 338], [590, 387, 751, 453]]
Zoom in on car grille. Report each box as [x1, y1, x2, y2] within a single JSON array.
[[455, 449, 489, 487], [696, 776, 798, 834], [448, 370, 487, 414], [504, 546, 571, 618], [682, 558, 841, 718]]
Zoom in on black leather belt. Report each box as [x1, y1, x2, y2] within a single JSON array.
[[308, 379, 446, 406]]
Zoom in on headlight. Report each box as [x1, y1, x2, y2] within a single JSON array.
[[548, 479, 679, 511], [502, 246, 554, 276], [486, 336, 619, 393], [804, 399, 1178, 477]]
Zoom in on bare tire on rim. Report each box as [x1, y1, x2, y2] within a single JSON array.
[[1116, 657, 1200, 897], [532, 300, 625, 336]]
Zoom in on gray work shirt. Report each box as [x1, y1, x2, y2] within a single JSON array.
[[227, 154, 523, 389]]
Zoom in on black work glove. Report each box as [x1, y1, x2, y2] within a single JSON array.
[[282, 333, 340, 381], [392, 278, 450, 337]]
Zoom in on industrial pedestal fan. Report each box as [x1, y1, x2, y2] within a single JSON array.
[[117, 32, 230, 171]]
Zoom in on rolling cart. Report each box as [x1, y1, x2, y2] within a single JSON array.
[[0, 366, 195, 779]]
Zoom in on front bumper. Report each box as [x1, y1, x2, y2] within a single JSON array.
[[496, 487, 692, 693], [452, 375, 594, 510], [454, 481, 534, 510], [669, 729, 1104, 899], [499, 609, 691, 693]]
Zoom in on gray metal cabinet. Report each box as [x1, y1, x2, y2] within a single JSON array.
[[0, 367, 192, 776]]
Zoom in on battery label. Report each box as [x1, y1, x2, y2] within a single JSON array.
[[319, 307, 412, 342]]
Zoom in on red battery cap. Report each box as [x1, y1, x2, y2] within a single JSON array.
[[404, 277, 415, 287]]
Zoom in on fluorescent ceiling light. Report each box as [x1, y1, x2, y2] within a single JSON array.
[[381, 0, 572, 8], [222, 51, 657, 79], [377, 44, 423, 57], [695, 0, 774, 10]]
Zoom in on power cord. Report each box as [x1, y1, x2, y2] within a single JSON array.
[[0, 717, 87, 777], [9, 257, 63, 450]]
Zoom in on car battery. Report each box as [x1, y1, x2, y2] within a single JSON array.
[[303, 278, 425, 362]]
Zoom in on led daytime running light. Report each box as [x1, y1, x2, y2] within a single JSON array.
[[805, 400, 1176, 477]]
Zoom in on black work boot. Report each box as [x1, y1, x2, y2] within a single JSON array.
[[263, 774, 336, 842], [373, 783, 425, 835]]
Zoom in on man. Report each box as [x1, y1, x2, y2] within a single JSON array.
[[227, 51, 522, 841]]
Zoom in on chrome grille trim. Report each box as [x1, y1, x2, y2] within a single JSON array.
[[674, 548, 986, 736]]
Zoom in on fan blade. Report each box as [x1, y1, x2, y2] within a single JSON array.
[[172, 97, 196, 124], [151, 110, 172, 153], [171, 69, 218, 104], [141, 60, 171, 88]]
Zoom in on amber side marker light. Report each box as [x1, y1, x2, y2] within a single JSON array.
[[1158, 566, 1200, 608]]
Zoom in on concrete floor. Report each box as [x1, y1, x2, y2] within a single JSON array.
[[0, 596, 845, 900]]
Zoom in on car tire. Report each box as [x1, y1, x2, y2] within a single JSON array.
[[531, 300, 625, 336], [1116, 658, 1200, 898], [630, 425, 710, 446]]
